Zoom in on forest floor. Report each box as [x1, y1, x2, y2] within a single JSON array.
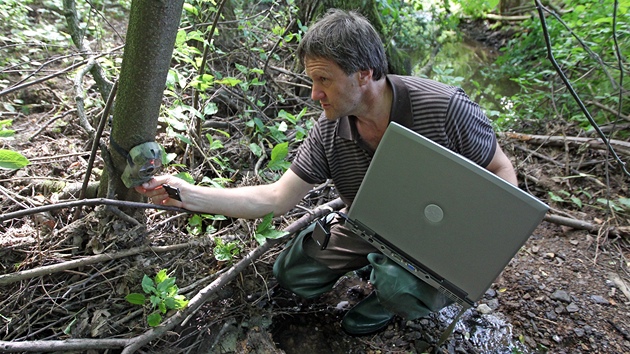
[[1, 18, 629, 354]]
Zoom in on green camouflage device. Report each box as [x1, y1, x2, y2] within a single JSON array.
[[121, 141, 162, 188]]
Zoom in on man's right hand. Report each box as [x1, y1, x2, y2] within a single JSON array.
[[135, 175, 186, 208]]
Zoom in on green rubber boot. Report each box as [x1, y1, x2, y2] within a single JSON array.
[[273, 220, 347, 299], [342, 253, 453, 335]]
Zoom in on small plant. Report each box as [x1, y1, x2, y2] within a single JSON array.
[[125, 269, 189, 327], [213, 237, 241, 262], [187, 213, 227, 236], [0, 119, 30, 170], [253, 212, 288, 245], [548, 190, 585, 209]]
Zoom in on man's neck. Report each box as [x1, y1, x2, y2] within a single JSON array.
[[352, 77, 393, 150], [354, 77, 393, 134]]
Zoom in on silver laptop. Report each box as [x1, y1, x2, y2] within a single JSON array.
[[344, 122, 548, 307]]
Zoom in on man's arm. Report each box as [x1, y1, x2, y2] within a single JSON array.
[[485, 142, 518, 185], [135, 169, 315, 219]]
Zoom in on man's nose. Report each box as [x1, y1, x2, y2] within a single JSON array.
[[311, 85, 325, 101]]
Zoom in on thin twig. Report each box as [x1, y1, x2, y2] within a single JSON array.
[[0, 198, 189, 223]]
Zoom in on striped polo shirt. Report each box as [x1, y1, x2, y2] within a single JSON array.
[[290, 75, 497, 206]]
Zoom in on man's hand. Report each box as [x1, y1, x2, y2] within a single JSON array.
[[135, 175, 186, 208]]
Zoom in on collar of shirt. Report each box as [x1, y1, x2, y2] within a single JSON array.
[[335, 74, 413, 143]]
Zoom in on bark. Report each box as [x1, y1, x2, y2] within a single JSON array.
[[103, 0, 185, 202]]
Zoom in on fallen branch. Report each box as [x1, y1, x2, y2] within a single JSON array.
[[587, 100, 630, 123], [0, 198, 188, 222], [0, 198, 344, 353], [499, 132, 630, 157], [0, 243, 196, 286], [0, 339, 129, 352], [544, 213, 629, 237]]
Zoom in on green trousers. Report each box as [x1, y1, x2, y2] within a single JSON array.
[[273, 214, 452, 319]]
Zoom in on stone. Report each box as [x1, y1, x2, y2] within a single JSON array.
[[566, 303, 579, 313], [590, 295, 609, 305], [551, 289, 571, 303]]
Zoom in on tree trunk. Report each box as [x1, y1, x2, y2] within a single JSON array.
[[101, 0, 185, 202]]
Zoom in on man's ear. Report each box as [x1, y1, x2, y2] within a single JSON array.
[[357, 69, 373, 85]]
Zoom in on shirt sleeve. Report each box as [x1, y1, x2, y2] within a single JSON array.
[[289, 114, 330, 184], [445, 90, 497, 167]]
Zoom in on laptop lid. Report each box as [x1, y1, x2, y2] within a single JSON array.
[[345, 122, 548, 306]]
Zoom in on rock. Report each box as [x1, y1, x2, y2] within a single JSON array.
[[335, 300, 350, 310], [486, 298, 500, 310], [566, 303, 579, 313], [590, 295, 609, 305], [477, 303, 493, 314], [551, 289, 571, 303], [574, 327, 586, 337]]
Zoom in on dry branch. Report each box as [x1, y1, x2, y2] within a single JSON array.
[[0, 198, 187, 222], [543, 213, 629, 237], [499, 132, 630, 157], [0, 243, 195, 286]]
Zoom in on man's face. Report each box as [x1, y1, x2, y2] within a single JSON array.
[[304, 56, 363, 120]]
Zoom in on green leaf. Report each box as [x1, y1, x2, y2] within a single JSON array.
[[0, 119, 13, 128], [262, 229, 288, 240], [570, 197, 582, 209], [617, 197, 630, 209], [174, 172, 195, 184], [141, 275, 156, 294], [154, 269, 168, 285], [253, 212, 288, 244], [0, 149, 30, 170], [157, 277, 176, 294], [183, 3, 198, 15], [125, 293, 146, 305], [267, 142, 290, 171], [256, 212, 274, 234], [150, 295, 161, 307], [158, 301, 167, 314], [63, 317, 77, 335], [270, 142, 288, 161], [0, 129, 15, 138], [215, 77, 241, 86], [204, 102, 218, 116], [174, 133, 193, 145], [253, 232, 267, 245], [249, 143, 263, 157], [147, 312, 162, 327], [165, 296, 189, 310], [548, 192, 564, 203]]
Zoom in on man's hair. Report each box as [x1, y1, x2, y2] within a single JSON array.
[[297, 9, 388, 80]]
